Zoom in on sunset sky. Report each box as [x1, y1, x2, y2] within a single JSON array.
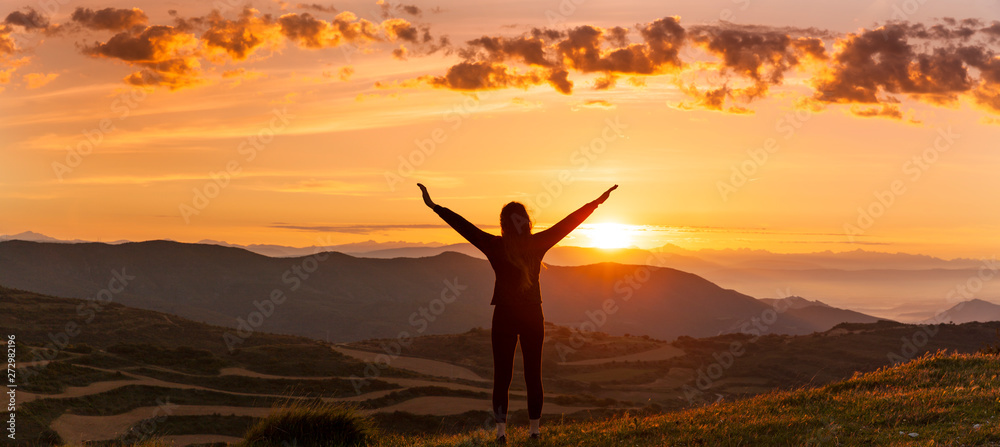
[[1, 0, 998, 258]]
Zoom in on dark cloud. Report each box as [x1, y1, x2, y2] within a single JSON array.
[[419, 17, 687, 95], [296, 3, 337, 14], [270, 223, 450, 234], [4, 8, 50, 31], [372, 3, 425, 20], [277, 12, 430, 49], [405, 16, 1000, 119], [392, 45, 407, 60], [397, 4, 422, 17], [982, 21, 1000, 42], [420, 60, 546, 91], [276, 13, 331, 48], [465, 35, 554, 67], [681, 25, 826, 110], [812, 22, 1000, 115], [71, 7, 148, 32], [547, 68, 572, 93]]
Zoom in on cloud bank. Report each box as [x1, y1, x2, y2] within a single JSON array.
[[405, 17, 1000, 118], [2, 5, 998, 120], [1, 5, 445, 90]]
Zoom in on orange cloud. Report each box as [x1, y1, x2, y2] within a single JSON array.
[[66, 7, 440, 90], [571, 99, 615, 110], [23, 71, 57, 88], [83, 25, 202, 89], [850, 103, 903, 120], [0, 25, 15, 56], [277, 11, 383, 48], [201, 8, 283, 61], [1, 7, 53, 58], [0, 67, 14, 83]]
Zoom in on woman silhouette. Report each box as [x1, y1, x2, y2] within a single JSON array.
[[418, 183, 617, 443]]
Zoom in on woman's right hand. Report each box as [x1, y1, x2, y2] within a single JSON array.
[[417, 183, 436, 208], [594, 184, 618, 205]]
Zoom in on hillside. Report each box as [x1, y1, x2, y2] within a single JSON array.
[[1, 287, 653, 445], [6, 287, 999, 445], [371, 352, 1000, 446], [0, 240, 883, 341]]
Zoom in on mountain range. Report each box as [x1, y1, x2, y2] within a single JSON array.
[[0, 239, 894, 342], [6, 231, 995, 322]]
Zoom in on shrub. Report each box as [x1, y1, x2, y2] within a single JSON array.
[[239, 400, 377, 447]]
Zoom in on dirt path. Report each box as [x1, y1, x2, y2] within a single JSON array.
[[217, 367, 334, 380], [333, 346, 487, 382], [51, 405, 274, 446], [365, 396, 595, 416], [21, 365, 492, 405], [558, 344, 685, 366], [19, 378, 143, 404], [160, 434, 244, 446], [378, 377, 489, 392]]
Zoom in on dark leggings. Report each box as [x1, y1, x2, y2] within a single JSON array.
[[491, 303, 544, 423]]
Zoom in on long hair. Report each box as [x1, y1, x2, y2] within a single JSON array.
[[500, 202, 534, 290]]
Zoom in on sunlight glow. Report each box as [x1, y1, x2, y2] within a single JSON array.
[[577, 223, 637, 249]]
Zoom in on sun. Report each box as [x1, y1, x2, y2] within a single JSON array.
[[580, 223, 635, 249]]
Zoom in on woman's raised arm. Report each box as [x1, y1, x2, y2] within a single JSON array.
[[419, 183, 495, 251], [535, 185, 618, 250]]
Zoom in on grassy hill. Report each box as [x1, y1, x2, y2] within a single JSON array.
[[110, 351, 1000, 446], [369, 351, 1000, 446], [349, 317, 1000, 409]]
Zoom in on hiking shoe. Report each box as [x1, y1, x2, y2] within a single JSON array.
[[495, 435, 507, 445]]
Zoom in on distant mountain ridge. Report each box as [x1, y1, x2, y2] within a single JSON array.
[[7, 232, 997, 322], [924, 299, 1000, 324], [0, 240, 884, 342], [4, 231, 983, 269]]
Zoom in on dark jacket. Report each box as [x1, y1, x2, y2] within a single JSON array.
[[433, 201, 599, 306]]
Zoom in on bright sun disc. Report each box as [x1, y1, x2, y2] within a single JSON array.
[[582, 223, 634, 249]]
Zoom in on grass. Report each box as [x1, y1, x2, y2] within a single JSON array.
[[563, 367, 659, 384], [106, 344, 232, 375], [356, 386, 490, 410], [348, 325, 667, 379], [19, 361, 125, 394], [231, 343, 419, 379]]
